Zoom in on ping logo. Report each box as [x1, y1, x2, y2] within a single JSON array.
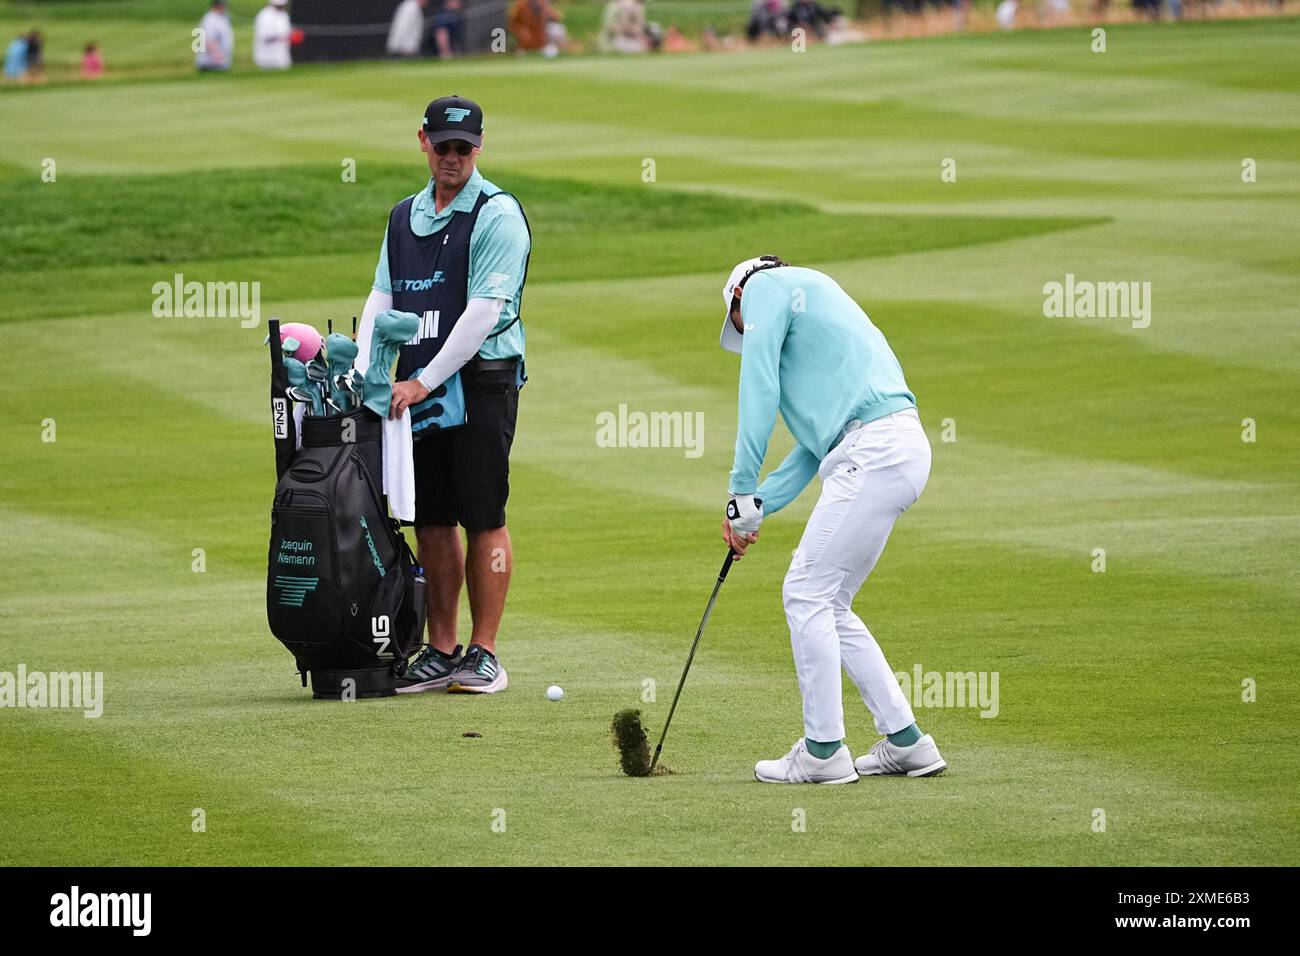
[[444, 107, 471, 122], [372, 615, 393, 658], [272, 397, 288, 439], [274, 575, 319, 607]]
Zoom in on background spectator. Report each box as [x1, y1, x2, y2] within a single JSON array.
[[662, 24, 695, 51], [386, 0, 428, 57], [24, 30, 43, 82], [746, 0, 787, 41], [787, 0, 839, 40], [430, 0, 464, 59], [3, 32, 26, 82], [253, 0, 293, 70], [196, 1, 234, 72], [509, 0, 568, 57], [599, 0, 660, 53], [81, 42, 104, 80]]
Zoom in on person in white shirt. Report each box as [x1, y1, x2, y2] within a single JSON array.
[[195, 1, 234, 72], [387, 0, 429, 57], [253, 0, 293, 70]]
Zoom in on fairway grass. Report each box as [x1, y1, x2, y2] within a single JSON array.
[[1, 19, 1297, 866]]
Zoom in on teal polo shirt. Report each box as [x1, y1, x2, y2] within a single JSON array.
[[372, 169, 530, 361]]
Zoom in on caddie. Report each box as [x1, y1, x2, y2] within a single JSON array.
[[355, 94, 530, 695]]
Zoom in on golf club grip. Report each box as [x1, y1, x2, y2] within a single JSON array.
[[718, 549, 737, 581], [721, 497, 758, 578]]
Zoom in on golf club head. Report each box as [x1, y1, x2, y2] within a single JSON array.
[[285, 385, 315, 407], [334, 374, 357, 410], [303, 359, 330, 416], [341, 369, 362, 409]]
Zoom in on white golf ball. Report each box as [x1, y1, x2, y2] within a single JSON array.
[[546, 685, 564, 702]]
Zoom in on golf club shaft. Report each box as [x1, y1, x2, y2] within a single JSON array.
[[649, 549, 736, 772]]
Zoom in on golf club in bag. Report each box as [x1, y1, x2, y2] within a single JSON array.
[[266, 321, 425, 699]]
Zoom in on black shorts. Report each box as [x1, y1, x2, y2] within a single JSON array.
[[412, 363, 519, 531]]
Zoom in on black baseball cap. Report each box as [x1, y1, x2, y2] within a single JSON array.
[[422, 95, 483, 148]]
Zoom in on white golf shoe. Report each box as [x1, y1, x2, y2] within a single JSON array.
[[854, 734, 948, 777], [754, 739, 859, 785]]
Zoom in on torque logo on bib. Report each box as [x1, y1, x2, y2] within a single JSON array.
[[392, 272, 445, 293]]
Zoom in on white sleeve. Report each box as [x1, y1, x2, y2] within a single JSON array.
[[415, 297, 504, 391], [353, 288, 392, 375]]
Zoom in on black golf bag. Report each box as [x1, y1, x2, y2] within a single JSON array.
[[266, 380, 425, 699]]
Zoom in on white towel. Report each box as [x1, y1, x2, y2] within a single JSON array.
[[355, 289, 414, 521], [383, 411, 415, 522]]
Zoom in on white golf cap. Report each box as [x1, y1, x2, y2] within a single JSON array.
[[720, 256, 775, 354]]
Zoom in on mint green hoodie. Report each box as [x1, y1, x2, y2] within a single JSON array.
[[728, 267, 916, 514]]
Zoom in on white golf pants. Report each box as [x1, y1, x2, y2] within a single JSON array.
[[782, 408, 930, 743]]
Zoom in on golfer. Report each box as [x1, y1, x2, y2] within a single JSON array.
[[356, 95, 531, 695], [718, 257, 947, 783]]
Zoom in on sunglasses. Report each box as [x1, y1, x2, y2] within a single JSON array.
[[432, 140, 475, 157]]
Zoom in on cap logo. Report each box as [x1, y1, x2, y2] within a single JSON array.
[[444, 107, 472, 123]]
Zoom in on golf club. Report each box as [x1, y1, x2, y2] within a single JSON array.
[[648, 549, 737, 774], [335, 373, 359, 410], [285, 385, 318, 413], [305, 356, 329, 414], [325, 333, 358, 410]]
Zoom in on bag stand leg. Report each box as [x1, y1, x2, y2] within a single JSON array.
[[309, 667, 396, 700]]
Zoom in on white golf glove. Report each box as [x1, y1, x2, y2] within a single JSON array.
[[726, 494, 763, 537]]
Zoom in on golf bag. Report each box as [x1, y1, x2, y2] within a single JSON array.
[[266, 407, 425, 698]]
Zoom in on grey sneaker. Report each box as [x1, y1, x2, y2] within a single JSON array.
[[446, 644, 508, 694], [395, 644, 462, 694]]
